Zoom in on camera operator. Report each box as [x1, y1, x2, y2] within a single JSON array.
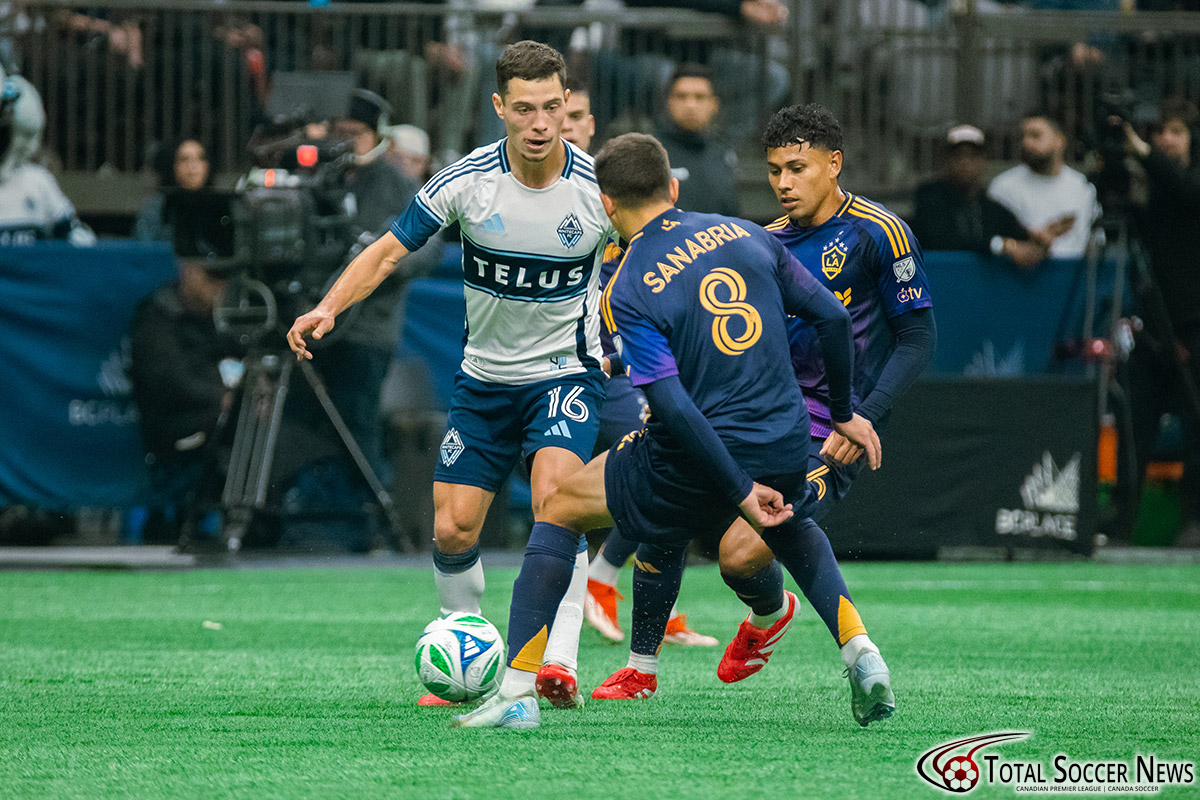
[[1114, 98, 1200, 545]]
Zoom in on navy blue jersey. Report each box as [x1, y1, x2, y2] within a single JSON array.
[[766, 192, 933, 436], [601, 208, 839, 475]]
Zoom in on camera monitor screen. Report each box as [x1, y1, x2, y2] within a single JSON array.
[[265, 72, 356, 125]]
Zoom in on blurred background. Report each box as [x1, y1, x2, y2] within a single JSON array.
[[1, 0, 1198, 560]]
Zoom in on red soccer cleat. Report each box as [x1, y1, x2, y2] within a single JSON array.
[[584, 579, 624, 642], [590, 667, 658, 700], [717, 590, 798, 683], [417, 692, 456, 707], [662, 613, 719, 647], [536, 662, 584, 709]]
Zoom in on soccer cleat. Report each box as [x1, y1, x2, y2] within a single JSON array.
[[536, 662, 585, 709], [717, 590, 797, 683], [584, 579, 624, 642], [846, 649, 895, 727], [417, 693, 457, 707], [662, 613, 719, 647], [590, 667, 657, 700], [450, 693, 540, 730]]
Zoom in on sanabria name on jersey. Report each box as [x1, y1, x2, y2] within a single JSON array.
[[642, 222, 753, 293]]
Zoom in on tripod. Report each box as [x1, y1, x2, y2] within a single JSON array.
[[210, 276, 405, 553]]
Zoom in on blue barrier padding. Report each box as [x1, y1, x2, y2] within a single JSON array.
[[0, 242, 177, 507]]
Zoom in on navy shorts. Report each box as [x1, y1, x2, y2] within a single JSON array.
[[603, 430, 815, 546], [804, 435, 865, 522], [595, 373, 649, 456], [434, 369, 605, 492]]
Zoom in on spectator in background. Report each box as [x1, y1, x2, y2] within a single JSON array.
[[1116, 97, 1200, 545], [386, 123, 432, 184], [656, 63, 739, 216], [0, 74, 94, 246], [130, 259, 241, 526], [134, 139, 211, 243], [912, 124, 1072, 269], [988, 111, 1100, 261]]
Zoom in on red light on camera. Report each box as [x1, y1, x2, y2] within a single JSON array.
[[296, 145, 319, 168]]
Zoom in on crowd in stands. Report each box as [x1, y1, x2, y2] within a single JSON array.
[[1, 1, 1198, 546]]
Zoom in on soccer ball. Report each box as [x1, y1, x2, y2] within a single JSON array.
[[414, 612, 505, 702]]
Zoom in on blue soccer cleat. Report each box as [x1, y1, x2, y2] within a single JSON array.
[[450, 693, 540, 730]]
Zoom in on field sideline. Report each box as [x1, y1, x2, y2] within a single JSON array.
[[1, 562, 1197, 799]]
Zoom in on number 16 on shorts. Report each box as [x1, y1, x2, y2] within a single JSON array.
[[547, 385, 591, 423]]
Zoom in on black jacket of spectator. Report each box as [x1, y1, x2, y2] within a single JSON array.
[[911, 178, 1029, 254], [655, 120, 739, 217], [130, 283, 241, 464], [1135, 151, 1200, 336]]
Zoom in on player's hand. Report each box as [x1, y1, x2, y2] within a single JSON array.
[[738, 482, 793, 530], [831, 413, 882, 470], [286, 308, 336, 361], [819, 430, 863, 466]]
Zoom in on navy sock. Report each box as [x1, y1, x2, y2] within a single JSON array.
[[599, 526, 639, 569], [432, 542, 480, 573], [506, 522, 581, 672], [760, 517, 864, 645], [630, 543, 687, 656], [721, 560, 785, 617]]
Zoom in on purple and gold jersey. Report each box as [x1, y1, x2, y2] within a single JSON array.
[[601, 208, 836, 473], [766, 192, 932, 436]]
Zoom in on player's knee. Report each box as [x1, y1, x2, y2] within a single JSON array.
[[719, 528, 774, 578], [432, 513, 481, 553]]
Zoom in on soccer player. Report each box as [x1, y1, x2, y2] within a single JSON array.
[[593, 103, 934, 728], [451, 132, 880, 730], [286, 41, 611, 709], [558, 81, 718, 648]]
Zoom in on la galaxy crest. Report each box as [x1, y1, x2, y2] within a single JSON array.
[[557, 213, 584, 248], [821, 239, 848, 280]]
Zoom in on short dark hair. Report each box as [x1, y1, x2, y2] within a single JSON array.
[[595, 133, 673, 206], [1022, 110, 1064, 134], [761, 104, 843, 153], [667, 63, 714, 95], [564, 77, 589, 98], [496, 40, 566, 96], [1159, 96, 1198, 130]]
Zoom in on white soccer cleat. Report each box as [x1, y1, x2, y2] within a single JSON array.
[[662, 613, 719, 647], [584, 579, 624, 642], [450, 692, 540, 730], [847, 649, 895, 727]]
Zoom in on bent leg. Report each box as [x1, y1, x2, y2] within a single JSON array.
[[431, 481, 494, 615]]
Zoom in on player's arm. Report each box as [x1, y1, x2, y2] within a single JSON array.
[[857, 308, 937, 424], [287, 184, 446, 360], [286, 231, 410, 360], [774, 245, 881, 468]]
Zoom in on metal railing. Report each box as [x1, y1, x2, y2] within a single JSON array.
[[11, 1, 1200, 198]]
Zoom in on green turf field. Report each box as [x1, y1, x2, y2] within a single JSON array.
[[1, 561, 1197, 799]]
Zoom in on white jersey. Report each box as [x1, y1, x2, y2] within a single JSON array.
[[391, 138, 614, 385], [0, 163, 76, 246]]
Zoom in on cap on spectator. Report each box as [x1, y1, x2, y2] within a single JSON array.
[[346, 89, 391, 132], [946, 124, 985, 148], [387, 124, 430, 158]]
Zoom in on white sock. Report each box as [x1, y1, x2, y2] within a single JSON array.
[[499, 667, 537, 698], [627, 651, 658, 675], [749, 592, 792, 629], [840, 633, 878, 668], [588, 549, 620, 587], [543, 547, 588, 672], [433, 557, 485, 616]]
